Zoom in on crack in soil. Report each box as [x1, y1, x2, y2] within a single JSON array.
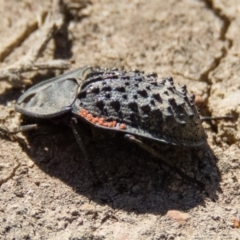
[[0, 156, 20, 186], [199, 0, 232, 83], [0, 12, 48, 62], [198, 0, 233, 121]]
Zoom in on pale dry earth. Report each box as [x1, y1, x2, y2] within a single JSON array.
[[0, 0, 239, 239]]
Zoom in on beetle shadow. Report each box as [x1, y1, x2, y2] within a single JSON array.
[[0, 87, 21, 104], [19, 123, 221, 215]]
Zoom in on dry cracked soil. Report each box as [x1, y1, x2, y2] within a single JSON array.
[[0, 0, 239, 239]]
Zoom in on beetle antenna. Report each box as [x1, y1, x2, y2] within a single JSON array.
[[200, 115, 234, 121]]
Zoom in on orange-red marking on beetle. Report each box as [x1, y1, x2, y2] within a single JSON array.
[[79, 109, 89, 117], [79, 108, 126, 130], [119, 123, 127, 130], [86, 113, 93, 121], [92, 118, 98, 124]]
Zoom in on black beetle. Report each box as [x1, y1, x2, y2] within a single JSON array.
[[1, 66, 233, 187]]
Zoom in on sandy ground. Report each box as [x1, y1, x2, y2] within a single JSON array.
[[0, 0, 239, 239]]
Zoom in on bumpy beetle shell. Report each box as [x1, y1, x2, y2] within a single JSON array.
[[72, 68, 207, 146], [16, 66, 207, 147]]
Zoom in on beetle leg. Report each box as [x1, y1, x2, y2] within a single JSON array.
[[124, 134, 205, 190], [70, 118, 90, 160], [70, 118, 102, 183], [201, 115, 234, 121], [0, 124, 38, 140]]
